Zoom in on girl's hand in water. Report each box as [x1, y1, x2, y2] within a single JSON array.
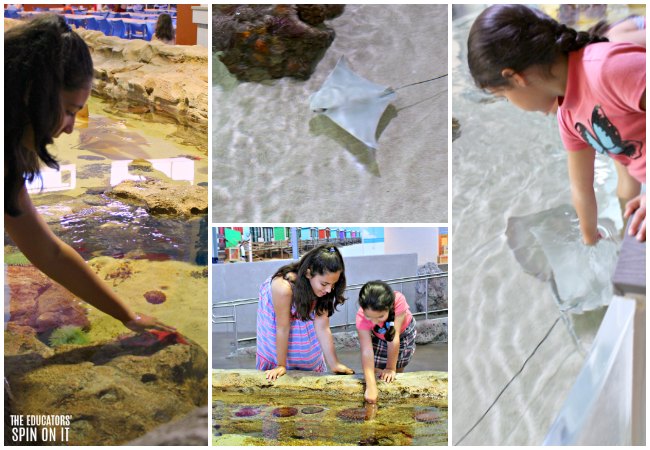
[[265, 365, 286, 381], [124, 313, 176, 333], [379, 368, 397, 383], [624, 194, 646, 242], [364, 384, 378, 404], [332, 362, 355, 375]]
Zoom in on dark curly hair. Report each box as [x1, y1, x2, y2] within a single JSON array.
[[155, 13, 175, 42], [4, 14, 93, 216], [358, 280, 396, 342], [467, 4, 608, 90], [273, 244, 346, 321]]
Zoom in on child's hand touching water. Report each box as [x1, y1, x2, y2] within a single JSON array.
[[124, 313, 176, 333]]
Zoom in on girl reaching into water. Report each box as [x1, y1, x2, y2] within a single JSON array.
[[468, 5, 646, 243], [356, 281, 416, 404], [256, 245, 355, 380], [4, 15, 172, 333]]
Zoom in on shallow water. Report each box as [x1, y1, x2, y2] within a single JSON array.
[[213, 4, 448, 222], [5, 96, 208, 350], [451, 7, 631, 446], [214, 391, 447, 446]]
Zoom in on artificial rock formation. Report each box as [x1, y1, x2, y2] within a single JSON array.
[[213, 369, 448, 404], [5, 330, 208, 446], [109, 179, 208, 217], [4, 19, 207, 134], [415, 262, 448, 312], [213, 4, 344, 81]]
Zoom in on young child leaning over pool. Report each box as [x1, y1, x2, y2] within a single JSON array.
[[468, 5, 646, 243], [356, 281, 416, 404]]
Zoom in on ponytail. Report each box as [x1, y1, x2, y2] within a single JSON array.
[[468, 4, 607, 90]]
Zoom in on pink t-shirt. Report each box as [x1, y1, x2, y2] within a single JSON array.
[[557, 42, 646, 183], [355, 291, 413, 340]]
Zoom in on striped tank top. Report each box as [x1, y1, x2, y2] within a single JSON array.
[[256, 276, 326, 372]]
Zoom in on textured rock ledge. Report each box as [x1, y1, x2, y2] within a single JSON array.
[[213, 369, 447, 405]]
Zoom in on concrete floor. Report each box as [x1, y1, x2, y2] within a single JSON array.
[[212, 332, 447, 373]]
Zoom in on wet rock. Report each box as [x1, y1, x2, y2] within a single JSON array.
[[415, 262, 448, 312], [109, 179, 208, 217], [5, 265, 90, 334], [213, 369, 448, 404], [127, 406, 209, 446], [4, 331, 208, 445], [272, 406, 298, 417], [213, 5, 344, 81]]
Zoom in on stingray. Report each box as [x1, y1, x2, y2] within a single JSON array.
[[309, 56, 446, 149], [505, 204, 619, 313]]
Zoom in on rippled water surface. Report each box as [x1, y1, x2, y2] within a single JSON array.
[[451, 6, 630, 445]]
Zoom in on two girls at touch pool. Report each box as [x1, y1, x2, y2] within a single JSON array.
[[256, 245, 417, 404], [468, 5, 646, 243]]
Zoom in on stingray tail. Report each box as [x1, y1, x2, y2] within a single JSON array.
[[395, 74, 448, 91]]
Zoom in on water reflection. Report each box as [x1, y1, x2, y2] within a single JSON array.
[[26, 164, 76, 194]]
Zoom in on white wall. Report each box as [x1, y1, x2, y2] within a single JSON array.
[[384, 227, 439, 265]]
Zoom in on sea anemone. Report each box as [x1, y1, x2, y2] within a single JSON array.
[[336, 408, 369, 422], [234, 407, 260, 417], [272, 407, 298, 417], [414, 410, 440, 423], [301, 406, 324, 414], [144, 290, 166, 305], [48, 325, 90, 347]]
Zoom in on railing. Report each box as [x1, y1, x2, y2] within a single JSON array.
[[213, 272, 448, 351]]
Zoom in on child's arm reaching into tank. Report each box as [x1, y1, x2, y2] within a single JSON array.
[[314, 312, 355, 375], [358, 329, 379, 403], [4, 186, 174, 333], [267, 278, 293, 380], [567, 148, 600, 245], [379, 312, 407, 383]]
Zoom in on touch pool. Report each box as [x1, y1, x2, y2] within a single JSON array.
[[4, 95, 209, 445], [213, 369, 448, 446]]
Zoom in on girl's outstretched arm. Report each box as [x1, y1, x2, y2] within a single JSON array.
[[380, 312, 407, 382], [5, 187, 171, 332], [314, 312, 354, 374], [358, 329, 378, 403], [567, 148, 599, 245]]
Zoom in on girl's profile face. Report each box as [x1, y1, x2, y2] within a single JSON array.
[[306, 270, 340, 297], [363, 308, 389, 326], [55, 84, 91, 137], [489, 69, 558, 115]]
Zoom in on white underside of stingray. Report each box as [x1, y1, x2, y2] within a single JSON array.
[[309, 56, 396, 149]]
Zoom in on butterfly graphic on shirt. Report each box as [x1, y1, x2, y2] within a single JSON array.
[[574, 105, 643, 159]]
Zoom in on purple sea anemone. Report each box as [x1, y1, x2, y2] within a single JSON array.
[[234, 407, 260, 417], [144, 290, 166, 305]]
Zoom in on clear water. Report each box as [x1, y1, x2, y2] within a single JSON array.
[[214, 391, 447, 446], [450, 6, 633, 446], [5, 96, 208, 350], [212, 4, 448, 222]]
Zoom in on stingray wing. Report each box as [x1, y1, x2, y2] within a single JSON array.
[[313, 57, 395, 148]]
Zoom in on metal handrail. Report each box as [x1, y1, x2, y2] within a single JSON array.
[[213, 272, 448, 351]]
